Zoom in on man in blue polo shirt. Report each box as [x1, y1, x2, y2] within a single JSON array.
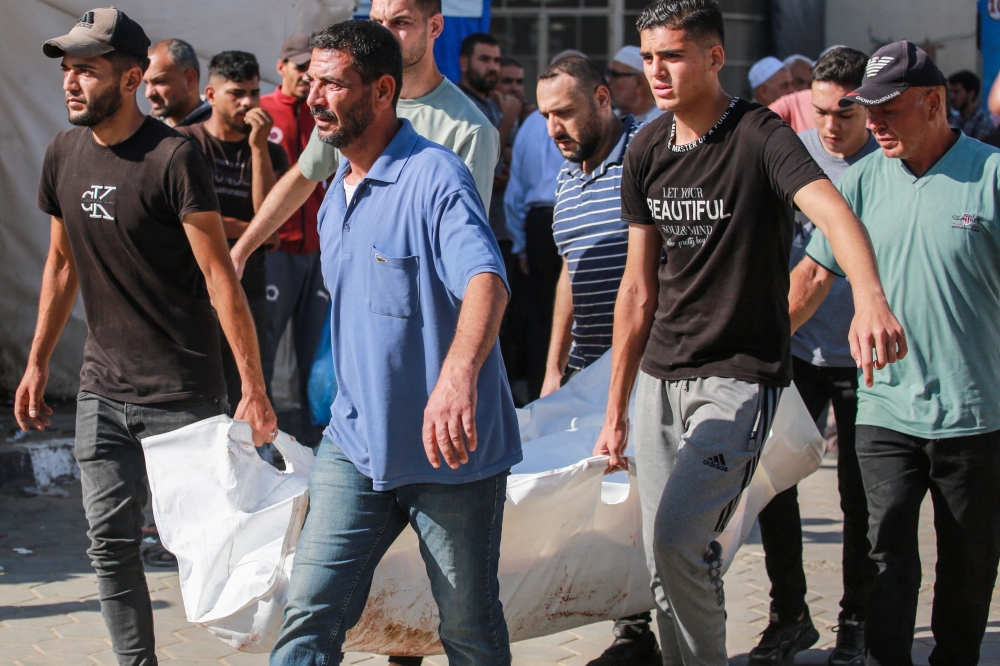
[[801, 41, 1000, 665], [535, 55, 658, 666], [271, 21, 520, 666]]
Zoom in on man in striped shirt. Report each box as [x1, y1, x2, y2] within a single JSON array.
[[539, 55, 642, 396], [536, 54, 659, 666]]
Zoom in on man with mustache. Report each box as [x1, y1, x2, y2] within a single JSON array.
[[458, 32, 522, 151], [269, 20, 520, 666], [231, 0, 499, 276], [178, 51, 290, 413], [536, 54, 661, 666], [17, 9, 276, 665]]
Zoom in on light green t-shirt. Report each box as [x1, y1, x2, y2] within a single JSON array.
[[806, 132, 1000, 438], [297, 77, 499, 210]]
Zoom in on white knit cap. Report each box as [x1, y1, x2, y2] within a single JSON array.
[[612, 45, 644, 73], [748, 56, 785, 89], [783, 54, 814, 68]]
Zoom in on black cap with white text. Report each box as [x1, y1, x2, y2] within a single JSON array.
[[840, 40, 947, 107]]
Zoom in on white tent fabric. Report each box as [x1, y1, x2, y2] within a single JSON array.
[[0, 0, 356, 395]]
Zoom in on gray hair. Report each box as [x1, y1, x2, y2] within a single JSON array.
[[159, 39, 200, 81]]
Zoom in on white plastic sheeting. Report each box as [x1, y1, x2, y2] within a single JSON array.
[[0, 0, 356, 395], [141, 352, 824, 655]]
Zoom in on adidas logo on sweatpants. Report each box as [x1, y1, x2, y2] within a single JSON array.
[[703, 454, 728, 472]]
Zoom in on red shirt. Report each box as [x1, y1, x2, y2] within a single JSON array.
[[261, 87, 323, 254], [769, 89, 815, 133]]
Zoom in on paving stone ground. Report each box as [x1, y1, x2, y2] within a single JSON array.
[[1, 454, 998, 665]]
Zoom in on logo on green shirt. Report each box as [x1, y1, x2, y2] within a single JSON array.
[[952, 213, 983, 232]]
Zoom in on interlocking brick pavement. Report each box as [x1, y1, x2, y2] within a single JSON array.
[[1, 457, 998, 665]]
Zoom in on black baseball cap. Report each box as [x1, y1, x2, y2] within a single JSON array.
[[43, 7, 150, 59], [840, 40, 947, 107]]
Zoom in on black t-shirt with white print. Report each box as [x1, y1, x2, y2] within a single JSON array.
[[37, 117, 226, 403], [621, 98, 828, 386]]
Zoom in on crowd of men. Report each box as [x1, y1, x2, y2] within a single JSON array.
[[12, 0, 1000, 665]]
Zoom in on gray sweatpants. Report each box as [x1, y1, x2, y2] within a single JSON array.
[[633, 371, 780, 665]]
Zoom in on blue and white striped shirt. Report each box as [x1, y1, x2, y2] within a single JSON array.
[[554, 116, 642, 371]]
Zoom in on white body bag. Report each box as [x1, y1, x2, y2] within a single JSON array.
[[142, 352, 824, 654]]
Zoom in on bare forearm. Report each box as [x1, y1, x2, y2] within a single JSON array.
[[222, 216, 249, 240], [29, 250, 79, 366], [545, 263, 574, 375], [605, 282, 656, 422], [795, 180, 885, 300], [206, 263, 266, 393], [232, 165, 314, 262], [250, 145, 277, 213], [443, 273, 508, 378], [788, 256, 835, 334]]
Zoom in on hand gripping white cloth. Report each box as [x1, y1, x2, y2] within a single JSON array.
[[141, 352, 824, 655]]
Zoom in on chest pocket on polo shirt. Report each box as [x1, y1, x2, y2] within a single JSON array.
[[367, 246, 420, 318]]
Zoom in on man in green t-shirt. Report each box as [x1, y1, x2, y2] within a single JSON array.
[[231, 0, 499, 273], [799, 41, 1000, 665]]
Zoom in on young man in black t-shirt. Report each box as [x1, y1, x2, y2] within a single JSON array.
[[179, 51, 290, 413], [592, 1, 906, 661], [15, 9, 276, 666]]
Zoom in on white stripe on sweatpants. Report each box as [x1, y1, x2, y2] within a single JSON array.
[[633, 371, 781, 665]]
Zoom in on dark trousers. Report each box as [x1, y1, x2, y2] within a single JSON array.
[[858, 425, 1000, 666], [757, 357, 874, 621], [262, 251, 330, 429], [523, 206, 560, 402], [75, 391, 227, 666], [220, 296, 269, 415], [498, 239, 528, 396]]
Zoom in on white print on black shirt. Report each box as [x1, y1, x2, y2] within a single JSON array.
[[213, 157, 251, 198], [81, 185, 116, 220], [648, 187, 730, 247]]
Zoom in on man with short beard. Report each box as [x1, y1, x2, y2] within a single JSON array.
[[231, 0, 499, 276], [17, 9, 276, 666], [178, 51, 290, 413], [270, 20, 520, 666], [458, 32, 522, 149], [144, 38, 211, 127], [536, 55, 661, 666]]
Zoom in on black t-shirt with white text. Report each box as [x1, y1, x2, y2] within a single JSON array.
[[37, 117, 225, 402], [621, 98, 827, 386], [178, 123, 289, 300]]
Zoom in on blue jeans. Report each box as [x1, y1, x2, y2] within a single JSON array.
[[271, 437, 511, 666]]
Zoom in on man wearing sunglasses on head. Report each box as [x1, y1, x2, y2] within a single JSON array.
[[605, 45, 664, 124]]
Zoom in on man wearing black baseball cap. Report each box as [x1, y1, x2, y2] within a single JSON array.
[[839, 40, 947, 107], [796, 40, 1000, 664], [18, 8, 277, 665]]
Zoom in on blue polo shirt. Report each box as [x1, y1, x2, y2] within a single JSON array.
[[317, 119, 522, 490]]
